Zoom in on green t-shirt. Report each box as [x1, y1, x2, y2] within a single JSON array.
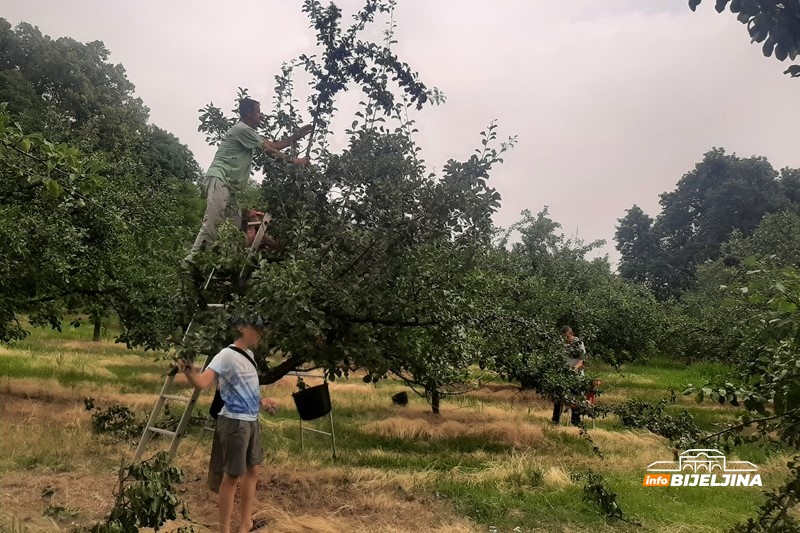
[[204, 121, 264, 195]]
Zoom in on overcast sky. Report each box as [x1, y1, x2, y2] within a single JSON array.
[[4, 1, 799, 263]]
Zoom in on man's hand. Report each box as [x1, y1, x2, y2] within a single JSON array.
[[574, 360, 584, 370], [177, 358, 200, 388], [178, 362, 216, 390], [260, 398, 279, 415], [177, 359, 195, 374], [292, 125, 314, 142], [292, 157, 310, 167]]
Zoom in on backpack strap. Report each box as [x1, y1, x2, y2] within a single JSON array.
[[227, 345, 259, 372]]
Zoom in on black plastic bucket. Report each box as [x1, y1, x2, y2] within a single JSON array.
[[292, 383, 332, 421]]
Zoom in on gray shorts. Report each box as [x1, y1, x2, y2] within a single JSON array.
[[207, 416, 263, 492]]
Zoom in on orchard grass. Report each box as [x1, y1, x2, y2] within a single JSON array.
[[0, 324, 789, 532]]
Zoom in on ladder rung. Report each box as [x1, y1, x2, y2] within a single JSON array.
[[162, 394, 192, 403], [148, 427, 177, 437], [207, 303, 225, 308]]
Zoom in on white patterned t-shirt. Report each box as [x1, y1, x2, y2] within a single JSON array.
[[208, 346, 260, 422]]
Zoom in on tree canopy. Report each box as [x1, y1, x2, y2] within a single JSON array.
[[615, 148, 798, 299], [0, 18, 203, 344]]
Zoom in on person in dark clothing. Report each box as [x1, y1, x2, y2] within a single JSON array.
[[552, 326, 586, 425]]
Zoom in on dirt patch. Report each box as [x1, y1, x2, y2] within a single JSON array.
[[0, 392, 477, 532], [1, 452, 476, 533], [0, 471, 117, 531], [142, 460, 476, 533]]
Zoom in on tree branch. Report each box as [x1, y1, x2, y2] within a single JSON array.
[[27, 287, 119, 305], [688, 408, 799, 447], [331, 311, 438, 327], [2, 140, 73, 179], [259, 352, 310, 385]]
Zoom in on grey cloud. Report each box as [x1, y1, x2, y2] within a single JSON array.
[[3, 0, 798, 265]]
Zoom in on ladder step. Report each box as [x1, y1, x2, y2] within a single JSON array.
[[148, 427, 177, 438], [162, 394, 192, 403], [207, 303, 225, 308]]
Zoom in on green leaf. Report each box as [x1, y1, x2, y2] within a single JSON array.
[[45, 179, 64, 198]]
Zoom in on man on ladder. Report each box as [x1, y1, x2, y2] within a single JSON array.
[[179, 316, 278, 533], [184, 97, 312, 265]]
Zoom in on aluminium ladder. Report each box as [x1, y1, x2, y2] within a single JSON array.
[[132, 212, 273, 463]]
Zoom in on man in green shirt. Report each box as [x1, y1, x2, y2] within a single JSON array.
[[185, 97, 312, 263]]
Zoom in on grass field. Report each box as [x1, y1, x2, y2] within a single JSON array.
[[0, 324, 793, 532]]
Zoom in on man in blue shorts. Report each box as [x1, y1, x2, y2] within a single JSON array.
[[180, 316, 278, 533]]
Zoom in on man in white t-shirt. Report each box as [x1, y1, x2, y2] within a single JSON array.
[[180, 316, 278, 533]]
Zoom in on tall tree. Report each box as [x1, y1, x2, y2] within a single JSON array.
[[0, 18, 200, 179], [615, 205, 657, 288], [0, 106, 104, 341], [0, 19, 203, 344], [177, 1, 520, 413], [616, 148, 795, 298]]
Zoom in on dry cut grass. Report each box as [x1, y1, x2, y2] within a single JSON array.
[[366, 415, 545, 450], [361, 400, 552, 450]]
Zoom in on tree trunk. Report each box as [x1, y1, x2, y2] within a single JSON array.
[[430, 387, 440, 415], [92, 313, 102, 342]]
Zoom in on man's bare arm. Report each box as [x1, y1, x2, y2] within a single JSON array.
[[261, 142, 309, 166], [264, 139, 293, 150], [178, 360, 217, 390], [263, 124, 314, 150]]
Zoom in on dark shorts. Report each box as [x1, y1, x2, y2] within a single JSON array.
[[208, 416, 263, 492]]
